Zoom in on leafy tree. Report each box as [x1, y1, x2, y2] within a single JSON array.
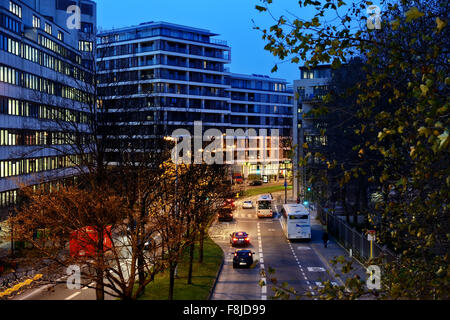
[[256, 0, 449, 299]]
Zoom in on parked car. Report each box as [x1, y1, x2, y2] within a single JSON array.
[[232, 174, 244, 184], [242, 200, 254, 209], [218, 207, 234, 222], [232, 249, 255, 268], [230, 231, 250, 246], [250, 180, 263, 186]]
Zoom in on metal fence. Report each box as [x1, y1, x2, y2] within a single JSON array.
[[324, 211, 396, 264]]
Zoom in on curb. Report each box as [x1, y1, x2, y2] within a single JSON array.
[[207, 230, 225, 300]]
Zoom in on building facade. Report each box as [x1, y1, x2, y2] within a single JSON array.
[[228, 73, 293, 179], [293, 65, 331, 200], [97, 21, 293, 180], [0, 0, 96, 219]]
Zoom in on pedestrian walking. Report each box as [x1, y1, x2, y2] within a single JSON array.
[[322, 231, 329, 248]]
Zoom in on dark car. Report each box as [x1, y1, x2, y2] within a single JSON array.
[[233, 249, 255, 268], [250, 180, 263, 186], [218, 207, 233, 222], [230, 231, 250, 246]]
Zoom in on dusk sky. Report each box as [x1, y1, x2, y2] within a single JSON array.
[[95, 0, 317, 84]]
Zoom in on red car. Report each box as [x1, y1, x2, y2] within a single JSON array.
[[230, 231, 250, 247], [224, 198, 236, 210]]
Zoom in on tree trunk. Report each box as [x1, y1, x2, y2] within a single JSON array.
[[138, 199, 147, 294], [187, 242, 195, 284], [198, 228, 205, 263], [168, 263, 176, 300], [96, 228, 105, 300], [96, 270, 104, 300]]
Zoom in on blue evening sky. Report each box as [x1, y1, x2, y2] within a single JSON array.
[[95, 0, 318, 84]]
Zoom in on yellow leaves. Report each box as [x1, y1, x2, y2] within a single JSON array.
[[391, 18, 400, 30], [419, 84, 429, 96], [0, 274, 43, 298], [410, 147, 416, 158], [437, 131, 449, 150], [303, 142, 309, 149], [435, 17, 446, 33], [418, 126, 431, 137], [405, 7, 424, 23]]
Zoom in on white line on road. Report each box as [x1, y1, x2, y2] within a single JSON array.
[[65, 291, 81, 300], [307, 267, 326, 272], [82, 282, 95, 290]]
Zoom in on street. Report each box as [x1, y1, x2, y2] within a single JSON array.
[[210, 192, 363, 300]]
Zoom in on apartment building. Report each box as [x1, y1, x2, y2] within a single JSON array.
[[0, 0, 96, 219], [228, 73, 293, 179], [97, 21, 231, 159], [293, 64, 331, 199], [97, 21, 293, 179]]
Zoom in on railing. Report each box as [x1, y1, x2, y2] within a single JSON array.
[[211, 38, 228, 46], [320, 207, 397, 264]]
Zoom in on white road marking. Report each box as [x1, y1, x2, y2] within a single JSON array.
[[260, 258, 264, 264], [307, 267, 326, 272], [65, 291, 81, 300], [82, 282, 94, 290], [297, 246, 312, 250], [315, 281, 339, 287]]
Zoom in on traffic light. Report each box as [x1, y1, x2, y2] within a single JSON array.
[[307, 187, 312, 192]]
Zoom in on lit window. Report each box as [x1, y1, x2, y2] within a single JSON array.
[[58, 31, 64, 41], [9, 1, 22, 18], [45, 23, 52, 35], [33, 15, 40, 28], [78, 40, 93, 52]]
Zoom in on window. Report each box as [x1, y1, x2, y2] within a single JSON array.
[[57, 31, 64, 41], [81, 22, 93, 34], [45, 23, 52, 35], [78, 40, 92, 52], [33, 15, 40, 28], [9, 1, 22, 18]]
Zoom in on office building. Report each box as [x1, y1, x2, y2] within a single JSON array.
[[293, 64, 331, 200], [0, 0, 96, 219]]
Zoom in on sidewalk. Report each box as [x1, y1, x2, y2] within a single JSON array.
[[309, 207, 368, 285]]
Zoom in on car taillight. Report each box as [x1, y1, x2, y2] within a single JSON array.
[[248, 253, 252, 256], [233, 238, 238, 241], [245, 237, 249, 241], [234, 253, 237, 256]]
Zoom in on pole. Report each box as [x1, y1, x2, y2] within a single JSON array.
[[284, 163, 287, 204], [9, 213, 14, 258], [370, 239, 373, 260], [175, 150, 178, 219]]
